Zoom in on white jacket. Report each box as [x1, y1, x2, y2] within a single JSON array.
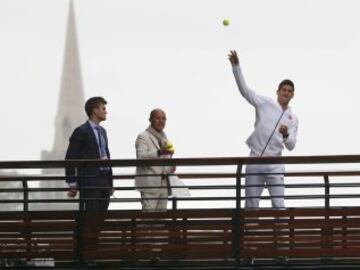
[[135, 130, 174, 193], [232, 64, 298, 157]]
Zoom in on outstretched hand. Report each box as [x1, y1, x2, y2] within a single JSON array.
[[228, 50, 239, 65]]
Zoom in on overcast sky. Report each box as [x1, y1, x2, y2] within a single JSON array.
[[1, 0, 360, 161]]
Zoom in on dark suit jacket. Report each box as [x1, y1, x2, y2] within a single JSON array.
[[65, 121, 113, 187]]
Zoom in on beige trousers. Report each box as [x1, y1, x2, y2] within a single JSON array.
[[140, 178, 169, 211]]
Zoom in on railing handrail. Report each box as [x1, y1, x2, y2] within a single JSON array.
[[2, 154, 360, 212], [2, 155, 360, 268], [3, 170, 360, 182], [2, 154, 360, 169]]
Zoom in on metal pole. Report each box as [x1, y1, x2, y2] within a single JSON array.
[[171, 197, 178, 247], [322, 174, 333, 263], [79, 175, 85, 212], [172, 197, 178, 210], [22, 179, 28, 212], [22, 179, 31, 265], [324, 175, 330, 208], [233, 163, 243, 263], [76, 171, 85, 268]]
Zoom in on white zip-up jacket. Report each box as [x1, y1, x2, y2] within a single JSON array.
[[232, 64, 298, 157]]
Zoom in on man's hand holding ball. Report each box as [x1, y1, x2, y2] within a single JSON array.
[[158, 140, 175, 156], [279, 124, 289, 139]]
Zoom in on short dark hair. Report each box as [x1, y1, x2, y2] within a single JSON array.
[[278, 79, 295, 91], [85, 96, 107, 117]]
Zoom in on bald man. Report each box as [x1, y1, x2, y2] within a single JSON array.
[[135, 109, 175, 211]]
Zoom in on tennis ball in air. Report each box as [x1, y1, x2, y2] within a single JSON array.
[[223, 19, 230, 26]]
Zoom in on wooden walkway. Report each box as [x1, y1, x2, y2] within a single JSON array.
[[1, 208, 360, 268]]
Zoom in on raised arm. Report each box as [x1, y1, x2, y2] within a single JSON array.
[[228, 50, 264, 107]]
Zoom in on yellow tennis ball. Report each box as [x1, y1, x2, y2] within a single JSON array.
[[223, 19, 230, 26], [165, 141, 173, 149]]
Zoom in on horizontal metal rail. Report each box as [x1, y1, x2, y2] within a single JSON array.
[[1, 154, 360, 169], [1, 156, 360, 209]]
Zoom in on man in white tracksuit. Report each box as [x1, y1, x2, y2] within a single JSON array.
[[228, 50, 299, 209]]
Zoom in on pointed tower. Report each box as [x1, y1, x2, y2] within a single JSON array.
[[38, 0, 86, 209], [41, 0, 86, 170]]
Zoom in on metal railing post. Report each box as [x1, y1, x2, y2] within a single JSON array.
[[172, 197, 178, 210], [233, 163, 243, 263], [171, 197, 178, 247], [322, 174, 333, 263], [324, 175, 330, 208], [78, 174, 85, 212], [22, 179, 31, 265], [76, 170, 85, 268], [22, 179, 28, 212]]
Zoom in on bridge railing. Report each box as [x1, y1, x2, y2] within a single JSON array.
[[1, 155, 360, 211], [1, 155, 360, 268]]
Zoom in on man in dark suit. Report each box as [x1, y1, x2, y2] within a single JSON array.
[[65, 96, 113, 211]]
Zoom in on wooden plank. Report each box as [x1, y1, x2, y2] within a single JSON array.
[[93, 235, 233, 245], [0, 239, 76, 246], [101, 218, 233, 226], [1, 245, 75, 252], [98, 230, 232, 237], [241, 234, 360, 243], [240, 247, 360, 258], [0, 211, 78, 220], [0, 251, 76, 259], [241, 217, 360, 224], [1, 208, 360, 262], [83, 244, 233, 260], [0, 233, 75, 239], [241, 241, 360, 249], [242, 207, 360, 218], [242, 220, 360, 230], [0, 222, 76, 231], [86, 224, 233, 232], [103, 209, 234, 219]]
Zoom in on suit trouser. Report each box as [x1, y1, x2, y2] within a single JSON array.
[[82, 173, 111, 212], [245, 163, 285, 209], [141, 178, 169, 211], [81, 172, 111, 253]]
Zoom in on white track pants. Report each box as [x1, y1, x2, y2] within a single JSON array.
[[245, 162, 285, 209]]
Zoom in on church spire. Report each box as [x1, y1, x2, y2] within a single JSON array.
[[38, 0, 85, 209], [42, 0, 85, 165]]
